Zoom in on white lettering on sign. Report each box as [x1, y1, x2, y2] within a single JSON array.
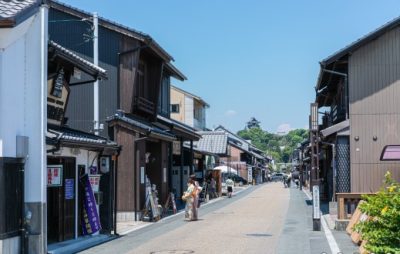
[[313, 185, 320, 219]]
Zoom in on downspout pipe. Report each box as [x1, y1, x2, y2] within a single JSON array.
[[322, 68, 349, 119]]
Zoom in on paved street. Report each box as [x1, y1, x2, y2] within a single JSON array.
[[80, 182, 356, 254]]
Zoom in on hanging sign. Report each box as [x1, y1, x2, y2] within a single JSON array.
[[47, 165, 63, 187], [173, 141, 181, 155], [81, 174, 101, 235]]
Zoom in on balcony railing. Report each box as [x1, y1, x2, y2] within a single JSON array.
[[134, 96, 154, 115]]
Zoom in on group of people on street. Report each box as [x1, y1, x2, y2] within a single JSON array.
[[182, 175, 235, 221], [283, 170, 300, 188]]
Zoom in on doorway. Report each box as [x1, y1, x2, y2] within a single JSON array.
[[47, 157, 76, 243]]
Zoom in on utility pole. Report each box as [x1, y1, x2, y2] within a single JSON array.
[[310, 103, 321, 231], [93, 12, 99, 135]]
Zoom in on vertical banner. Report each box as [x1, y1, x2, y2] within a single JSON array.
[[247, 166, 253, 184], [81, 174, 101, 235]]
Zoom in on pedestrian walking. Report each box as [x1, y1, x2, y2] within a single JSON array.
[[182, 178, 195, 221], [210, 177, 217, 198], [190, 175, 202, 220], [225, 177, 234, 198]]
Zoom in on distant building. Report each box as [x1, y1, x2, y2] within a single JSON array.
[[246, 117, 260, 129], [170, 85, 209, 131]]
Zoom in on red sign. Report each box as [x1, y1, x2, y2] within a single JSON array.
[[47, 165, 63, 187]]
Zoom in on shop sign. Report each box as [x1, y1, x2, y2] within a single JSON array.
[[81, 174, 101, 235], [173, 141, 181, 155], [47, 68, 70, 126], [65, 179, 74, 199], [47, 165, 63, 187], [247, 166, 253, 183]]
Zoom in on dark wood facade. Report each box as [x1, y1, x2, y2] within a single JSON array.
[[49, 2, 188, 219]]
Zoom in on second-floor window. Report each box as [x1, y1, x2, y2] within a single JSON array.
[[194, 107, 203, 120], [171, 104, 180, 113], [136, 61, 147, 98]]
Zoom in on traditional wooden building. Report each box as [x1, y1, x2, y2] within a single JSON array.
[[46, 40, 121, 252], [48, 1, 191, 222], [315, 17, 400, 201]]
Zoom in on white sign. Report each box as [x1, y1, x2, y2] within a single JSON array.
[[247, 166, 253, 183], [163, 168, 167, 183], [173, 141, 181, 155], [312, 185, 320, 219], [141, 167, 145, 184], [47, 165, 63, 187]]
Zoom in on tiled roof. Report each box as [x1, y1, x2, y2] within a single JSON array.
[[215, 125, 249, 151], [107, 113, 176, 141], [0, 0, 39, 27], [47, 125, 118, 148], [157, 115, 201, 140], [48, 40, 107, 80], [194, 131, 228, 155]]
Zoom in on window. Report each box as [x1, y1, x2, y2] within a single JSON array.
[[171, 104, 180, 113]]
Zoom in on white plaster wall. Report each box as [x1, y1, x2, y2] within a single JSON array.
[[47, 146, 99, 170], [184, 96, 194, 127], [0, 9, 47, 203]]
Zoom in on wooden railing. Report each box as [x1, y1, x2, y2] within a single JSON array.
[[336, 193, 373, 220], [135, 96, 154, 115]]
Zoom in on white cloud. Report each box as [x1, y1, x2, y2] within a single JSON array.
[[225, 110, 237, 117], [277, 123, 293, 135]]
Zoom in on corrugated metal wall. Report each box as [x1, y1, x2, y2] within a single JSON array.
[[349, 26, 400, 192], [49, 9, 120, 138]]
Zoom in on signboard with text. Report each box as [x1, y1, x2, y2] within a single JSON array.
[[312, 185, 320, 219], [47, 165, 63, 187]]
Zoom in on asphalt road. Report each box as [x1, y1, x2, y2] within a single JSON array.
[[80, 182, 290, 254]]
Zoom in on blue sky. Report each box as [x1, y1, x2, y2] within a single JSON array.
[[61, 0, 400, 133]]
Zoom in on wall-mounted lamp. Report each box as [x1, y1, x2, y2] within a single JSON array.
[[373, 136, 378, 141], [354, 136, 359, 141]]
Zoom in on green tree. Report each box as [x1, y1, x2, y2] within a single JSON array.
[[237, 123, 308, 163]]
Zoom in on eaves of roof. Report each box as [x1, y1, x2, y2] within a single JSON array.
[[107, 114, 176, 142], [165, 63, 187, 81], [0, 0, 40, 28], [49, 40, 107, 80], [171, 85, 210, 108], [321, 16, 400, 67], [157, 115, 201, 141]]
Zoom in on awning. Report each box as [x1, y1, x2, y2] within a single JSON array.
[[48, 40, 107, 80], [157, 115, 201, 141], [320, 119, 349, 137], [107, 112, 176, 142], [47, 124, 119, 151], [214, 166, 238, 175]]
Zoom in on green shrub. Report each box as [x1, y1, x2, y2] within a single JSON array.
[[354, 171, 400, 254]]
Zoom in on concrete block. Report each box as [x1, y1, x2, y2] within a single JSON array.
[[335, 219, 350, 231], [329, 201, 337, 215]]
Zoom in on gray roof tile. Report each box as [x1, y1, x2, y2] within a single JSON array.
[[0, 0, 37, 19], [194, 131, 228, 155]]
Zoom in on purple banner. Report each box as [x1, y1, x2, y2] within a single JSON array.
[[81, 174, 101, 235]]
